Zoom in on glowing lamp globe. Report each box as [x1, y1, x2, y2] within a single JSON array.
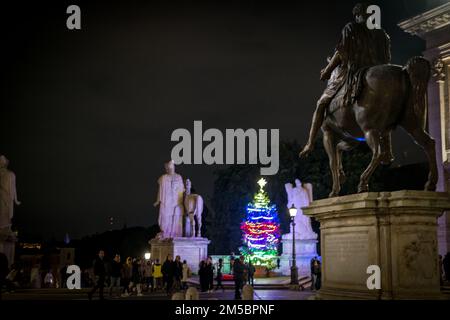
[[289, 204, 298, 218], [144, 252, 151, 260]]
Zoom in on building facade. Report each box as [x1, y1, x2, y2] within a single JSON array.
[[399, 2, 450, 256]]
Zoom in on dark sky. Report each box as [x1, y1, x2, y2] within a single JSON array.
[[1, 0, 448, 240]]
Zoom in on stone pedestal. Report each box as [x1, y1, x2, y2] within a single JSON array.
[[149, 237, 210, 274], [279, 235, 318, 276], [0, 228, 17, 267], [303, 191, 450, 300]]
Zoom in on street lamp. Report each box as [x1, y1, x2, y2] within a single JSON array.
[[289, 204, 299, 285], [144, 252, 151, 260]]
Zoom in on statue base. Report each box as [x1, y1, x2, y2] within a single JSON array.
[[278, 235, 318, 277], [0, 228, 17, 268], [149, 237, 210, 274], [303, 191, 450, 300]]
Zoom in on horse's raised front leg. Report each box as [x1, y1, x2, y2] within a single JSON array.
[[402, 126, 438, 191], [323, 128, 340, 197], [358, 130, 382, 193]]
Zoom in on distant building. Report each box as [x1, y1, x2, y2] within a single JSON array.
[[18, 242, 75, 288], [399, 2, 450, 256]]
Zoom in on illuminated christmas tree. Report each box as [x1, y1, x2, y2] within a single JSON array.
[[240, 178, 280, 268]]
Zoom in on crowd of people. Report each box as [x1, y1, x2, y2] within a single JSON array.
[[4, 249, 450, 300], [231, 255, 256, 300], [87, 250, 192, 300]]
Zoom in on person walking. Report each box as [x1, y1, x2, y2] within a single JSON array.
[[153, 259, 163, 291], [109, 254, 122, 298], [215, 258, 225, 291], [181, 260, 190, 290], [121, 257, 133, 297], [88, 250, 106, 300], [129, 258, 143, 296]]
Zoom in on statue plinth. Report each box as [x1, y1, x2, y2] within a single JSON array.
[[279, 234, 318, 277], [149, 237, 210, 274], [303, 190, 450, 300], [0, 228, 17, 268]]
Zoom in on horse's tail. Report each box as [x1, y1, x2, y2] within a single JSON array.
[[405, 56, 431, 130]]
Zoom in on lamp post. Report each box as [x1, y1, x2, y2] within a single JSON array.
[[289, 204, 299, 285]]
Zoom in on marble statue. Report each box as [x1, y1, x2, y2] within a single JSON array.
[[183, 179, 203, 237], [154, 160, 185, 239], [285, 179, 316, 240], [0, 155, 20, 230]]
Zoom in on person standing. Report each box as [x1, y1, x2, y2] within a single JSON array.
[[143, 259, 153, 292], [44, 269, 54, 288], [121, 257, 133, 297], [162, 254, 175, 295], [233, 256, 245, 300], [181, 260, 190, 290], [215, 258, 224, 291], [206, 257, 214, 293], [174, 255, 183, 291], [443, 252, 450, 282], [60, 264, 68, 289], [312, 259, 321, 290], [198, 260, 207, 292], [0, 252, 8, 300], [310, 257, 318, 290], [153, 259, 163, 291], [229, 252, 235, 275], [109, 254, 122, 298], [439, 255, 444, 286], [88, 250, 106, 300], [247, 261, 255, 286]]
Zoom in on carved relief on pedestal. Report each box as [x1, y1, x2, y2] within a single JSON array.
[[432, 58, 446, 82], [402, 233, 437, 282]]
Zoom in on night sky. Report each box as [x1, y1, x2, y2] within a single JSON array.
[[1, 0, 448, 240]]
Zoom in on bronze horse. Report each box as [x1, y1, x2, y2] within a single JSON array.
[[307, 56, 436, 197]]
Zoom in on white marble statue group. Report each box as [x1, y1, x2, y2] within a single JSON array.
[[284, 179, 317, 240], [154, 160, 203, 239]]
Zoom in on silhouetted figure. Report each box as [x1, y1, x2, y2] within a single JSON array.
[[233, 256, 245, 300], [199, 260, 208, 292], [88, 250, 106, 300], [0, 252, 8, 300], [215, 258, 225, 291], [443, 253, 450, 282], [162, 254, 175, 295]]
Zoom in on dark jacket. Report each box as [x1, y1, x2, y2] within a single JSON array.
[[0, 252, 9, 280], [110, 260, 122, 278], [93, 257, 106, 277], [162, 260, 175, 278], [174, 261, 183, 279], [233, 259, 244, 281]]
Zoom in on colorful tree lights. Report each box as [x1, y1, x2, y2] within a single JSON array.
[[240, 178, 280, 268]]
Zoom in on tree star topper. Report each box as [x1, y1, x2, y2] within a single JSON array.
[[257, 178, 267, 190]]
